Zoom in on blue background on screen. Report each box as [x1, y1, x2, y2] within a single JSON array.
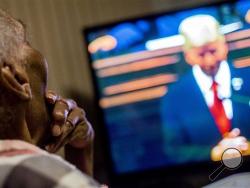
[[86, 0, 250, 173]]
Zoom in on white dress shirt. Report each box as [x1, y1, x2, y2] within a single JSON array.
[[192, 60, 233, 119]]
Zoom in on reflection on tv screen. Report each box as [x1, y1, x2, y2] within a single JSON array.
[[85, 0, 250, 174]]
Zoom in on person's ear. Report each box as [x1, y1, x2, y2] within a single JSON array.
[[0, 61, 32, 100]]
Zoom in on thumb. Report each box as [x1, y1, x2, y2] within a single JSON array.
[[45, 90, 59, 105], [227, 128, 241, 138]]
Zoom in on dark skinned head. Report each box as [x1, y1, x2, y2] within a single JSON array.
[[0, 9, 51, 146]]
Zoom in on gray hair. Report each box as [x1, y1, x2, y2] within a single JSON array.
[[0, 9, 25, 62]]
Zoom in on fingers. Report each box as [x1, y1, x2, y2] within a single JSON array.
[[46, 107, 86, 152], [220, 136, 246, 146], [234, 136, 248, 151], [240, 142, 249, 151], [62, 107, 85, 132], [227, 128, 241, 138], [46, 91, 93, 152], [69, 121, 94, 148], [226, 129, 248, 151], [52, 100, 68, 136], [219, 136, 248, 152], [46, 124, 74, 153], [213, 138, 249, 161], [52, 99, 77, 136], [52, 99, 77, 122], [45, 90, 60, 105], [56, 107, 85, 139]]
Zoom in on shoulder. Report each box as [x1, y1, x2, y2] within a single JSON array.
[[161, 69, 195, 108], [0, 154, 100, 188], [167, 70, 195, 97]]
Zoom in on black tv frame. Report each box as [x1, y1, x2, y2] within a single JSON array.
[[82, 0, 250, 187]]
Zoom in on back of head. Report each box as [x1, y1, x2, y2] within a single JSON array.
[[0, 9, 25, 61], [0, 9, 50, 145], [0, 9, 26, 100]]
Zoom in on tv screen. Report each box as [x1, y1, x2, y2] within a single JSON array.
[[84, 0, 250, 175]]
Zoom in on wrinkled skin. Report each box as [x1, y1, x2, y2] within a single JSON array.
[[184, 40, 228, 77], [0, 42, 94, 175]]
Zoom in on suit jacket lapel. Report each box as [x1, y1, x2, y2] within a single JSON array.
[[182, 72, 221, 145]]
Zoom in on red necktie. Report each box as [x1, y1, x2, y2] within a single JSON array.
[[209, 81, 231, 136]]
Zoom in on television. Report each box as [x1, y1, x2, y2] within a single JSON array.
[[84, 0, 250, 187]]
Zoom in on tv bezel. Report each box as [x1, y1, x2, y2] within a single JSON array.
[[82, 0, 250, 186]]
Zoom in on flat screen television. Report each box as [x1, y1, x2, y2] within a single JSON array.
[[84, 0, 250, 187]]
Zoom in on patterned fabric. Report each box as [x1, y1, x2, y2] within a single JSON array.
[[0, 140, 100, 188], [203, 172, 250, 188]]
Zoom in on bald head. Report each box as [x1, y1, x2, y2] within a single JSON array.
[[0, 9, 25, 59], [0, 9, 50, 146]]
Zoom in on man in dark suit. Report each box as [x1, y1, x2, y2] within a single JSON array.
[[161, 15, 250, 164]]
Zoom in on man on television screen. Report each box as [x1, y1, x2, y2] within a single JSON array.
[[161, 14, 250, 163]]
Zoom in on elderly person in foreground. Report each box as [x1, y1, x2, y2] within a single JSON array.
[[0, 7, 94, 177]]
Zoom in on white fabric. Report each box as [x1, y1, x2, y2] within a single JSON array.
[[192, 61, 233, 119]]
